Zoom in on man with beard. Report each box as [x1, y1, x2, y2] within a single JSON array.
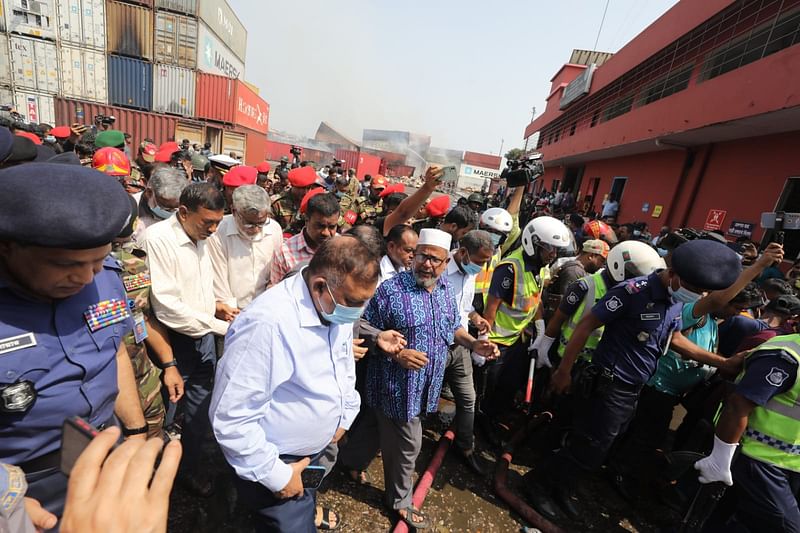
[[363, 228, 498, 529]]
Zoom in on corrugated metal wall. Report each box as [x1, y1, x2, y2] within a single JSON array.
[[106, 1, 154, 60], [155, 11, 198, 68], [0, 34, 11, 86], [195, 71, 235, 123], [335, 149, 359, 171], [107, 55, 152, 110], [60, 45, 107, 102], [243, 127, 265, 166], [5, 0, 58, 40], [9, 35, 60, 94], [54, 96, 179, 147], [5, 89, 57, 125], [197, 0, 246, 62], [56, 0, 106, 50], [152, 64, 195, 116], [155, 0, 196, 15]]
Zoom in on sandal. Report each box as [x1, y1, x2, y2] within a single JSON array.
[[347, 469, 372, 486], [315, 506, 341, 531], [395, 506, 430, 529]]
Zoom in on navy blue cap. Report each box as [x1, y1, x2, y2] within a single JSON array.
[[672, 239, 742, 290], [34, 144, 57, 162], [0, 163, 131, 249], [47, 151, 81, 165], [0, 127, 13, 161], [0, 136, 37, 167]]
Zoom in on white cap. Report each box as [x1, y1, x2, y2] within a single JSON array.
[[418, 228, 452, 251]]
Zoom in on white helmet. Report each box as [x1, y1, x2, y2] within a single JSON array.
[[606, 240, 666, 282], [521, 216, 575, 256], [480, 207, 513, 234]]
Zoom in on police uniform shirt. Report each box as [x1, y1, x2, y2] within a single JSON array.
[[487, 252, 540, 306], [559, 270, 617, 316], [0, 257, 133, 465], [736, 349, 799, 407], [590, 272, 683, 386], [719, 315, 769, 356]]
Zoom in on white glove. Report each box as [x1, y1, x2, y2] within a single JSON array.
[[530, 335, 555, 369], [534, 319, 546, 339], [694, 435, 737, 486]]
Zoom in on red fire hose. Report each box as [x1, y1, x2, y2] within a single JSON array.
[[392, 429, 455, 533]]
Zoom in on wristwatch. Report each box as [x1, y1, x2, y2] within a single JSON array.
[[161, 360, 178, 369], [122, 424, 149, 437]]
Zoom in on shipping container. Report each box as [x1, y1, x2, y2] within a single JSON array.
[[0, 34, 11, 87], [54, 96, 185, 147], [195, 72, 268, 134], [196, 21, 243, 79], [362, 148, 406, 166], [222, 129, 245, 160], [175, 121, 204, 147], [60, 45, 106, 102], [106, 1, 154, 60], [197, 0, 246, 62], [155, 0, 195, 15], [463, 151, 501, 170], [9, 89, 57, 125], [56, 0, 105, 50], [386, 164, 416, 178], [265, 140, 292, 162], [155, 11, 198, 69], [243, 127, 265, 166], [299, 148, 333, 168], [152, 64, 195, 117], [9, 35, 59, 94], [5, 0, 57, 40], [358, 153, 383, 180], [335, 149, 359, 173], [107, 55, 152, 110]]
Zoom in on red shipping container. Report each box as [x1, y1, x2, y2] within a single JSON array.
[[243, 127, 267, 166], [362, 148, 405, 165], [54, 96, 182, 150], [335, 149, 359, 172], [386, 164, 416, 178], [196, 73, 269, 134], [265, 140, 293, 161], [357, 153, 381, 180], [464, 151, 501, 170]]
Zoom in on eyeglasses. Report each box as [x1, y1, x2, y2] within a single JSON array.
[[415, 252, 446, 267], [235, 213, 267, 230]]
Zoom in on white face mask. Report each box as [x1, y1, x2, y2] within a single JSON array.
[[669, 281, 702, 303]]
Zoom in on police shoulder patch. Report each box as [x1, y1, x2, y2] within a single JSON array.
[[625, 279, 649, 294], [566, 292, 579, 305], [605, 295, 623, 312], [766, 367, 790, 387]]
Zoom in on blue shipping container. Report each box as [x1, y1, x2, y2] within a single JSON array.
[[107, 55, 153, 110]]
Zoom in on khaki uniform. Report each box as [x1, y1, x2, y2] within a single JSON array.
[[272, 193, 303, 235], [338, 193, 366, 225], [361, 197, 383, 222], [111, 244, 165, 439], [347, 176, 360, 198]]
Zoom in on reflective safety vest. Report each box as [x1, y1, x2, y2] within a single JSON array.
[[475, 248, 502, 302], [557, 271, 608, 362], [740, 334, 800, 473], [489, 247, 540, 347]]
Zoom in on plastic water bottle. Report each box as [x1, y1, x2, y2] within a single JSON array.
[[471, 334, 488, 366]]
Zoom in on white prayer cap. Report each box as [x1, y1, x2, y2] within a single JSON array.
[[418, 228, 452, 251]]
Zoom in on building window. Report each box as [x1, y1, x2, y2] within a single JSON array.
[[602, 96, 633, 123], [638, 64, 694, 107], [700, 8, 800, 82]]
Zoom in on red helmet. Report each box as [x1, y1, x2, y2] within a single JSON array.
[[583, 219, 618, 244], [92, 147, 131, 177]]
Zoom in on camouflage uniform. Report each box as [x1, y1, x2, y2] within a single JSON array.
[[347, 176, 360, 198], [272, 193, 304, 235], [338, 193, 365, 225], [361, 197, 383, 222], [111, 243, 165, 439]]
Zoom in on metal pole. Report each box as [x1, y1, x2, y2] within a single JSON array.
[[594, 0, 611, 50]]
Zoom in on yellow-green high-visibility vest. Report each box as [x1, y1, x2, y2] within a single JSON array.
[[475, 248, 501, 302], [557, 271, 608, 362], [489, 247, 540, 347], [740, 334, 800, 472]]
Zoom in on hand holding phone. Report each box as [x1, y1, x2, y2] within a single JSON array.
[[300, 465, 327, 489]]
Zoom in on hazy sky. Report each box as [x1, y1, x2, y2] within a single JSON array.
[[230, 0, 680, 155]]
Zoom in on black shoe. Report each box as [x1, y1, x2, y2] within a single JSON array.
[[459, 449, 488, 477], [524, 482, 559, 522], [553, 486, 579, 519]]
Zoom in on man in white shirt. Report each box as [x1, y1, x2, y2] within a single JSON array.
[[601, 193, 620, 221], [379, 224, 418, 285], [210, 236, 380, 532], [442, 230, 495, 475], [208, 185, 282, 316], [145, 182, 226, 494], [134, 167, 187, 246]]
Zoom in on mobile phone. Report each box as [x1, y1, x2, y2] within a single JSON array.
[[440, 166, 457, 183], [60, 416, 109, 475], [300, 465, 327, 489]]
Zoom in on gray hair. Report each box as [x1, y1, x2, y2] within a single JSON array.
[[232, 185, 271, 216], [460, 230, 495, 255], [149, 167, 188, 201]]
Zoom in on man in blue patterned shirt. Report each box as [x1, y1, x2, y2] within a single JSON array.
[[364, 228, 498, 530]]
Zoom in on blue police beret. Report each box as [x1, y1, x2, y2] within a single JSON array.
[[47, 151, 81, 165], [0, 163, 131, 249], [0, 127, 12, 161], [672, 239, 742, 290], [0, 136, 37, 167]]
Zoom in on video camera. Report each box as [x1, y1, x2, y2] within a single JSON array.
[[289, 145, 302, 157], [761, 211, 800, 245], [501, 154, 544, 188], [94, 114, 116, 127]]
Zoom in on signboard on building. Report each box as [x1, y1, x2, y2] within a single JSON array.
[[727, 221, 755, 238], [560, 63, 596, 110], [235, 81, 269, 134], [197, 23, 244, 79], [704, 209, 727, 231], [458, 164, 500, 191]]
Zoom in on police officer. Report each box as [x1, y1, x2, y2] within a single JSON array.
[[271, 166, 317, 235], [695, 332, 800, 532], [0, 163, 147, 519], [529, 239, 745, 521], [467, 192, 484, 214], [272, 156, 291, 195]]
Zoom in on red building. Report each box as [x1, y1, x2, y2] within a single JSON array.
[[525, 0, 800, 255]]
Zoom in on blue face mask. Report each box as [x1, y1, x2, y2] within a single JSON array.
[[462, 260, 483, 276], [318, 282, 364, 324], [488, 233, 502, 248], [149, 198, 176, 220]]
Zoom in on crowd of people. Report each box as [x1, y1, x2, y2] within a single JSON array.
[[0, 121, 798, 533]]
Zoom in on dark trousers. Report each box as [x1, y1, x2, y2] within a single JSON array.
[[25, 468, 68, 531], [476, 339, 526, 417], [728, 454, 800, 533], [234, 453, 323, 533], [444, 345, 476, 451], [546, 375, 641, 492], [337, 405, 379, 472], [165, 331, 216, 474], [375, 411, 422, 510]]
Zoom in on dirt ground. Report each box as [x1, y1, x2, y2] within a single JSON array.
[[167, 402, 686, 533]]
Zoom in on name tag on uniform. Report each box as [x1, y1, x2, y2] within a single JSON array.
[[0, 333, 36, 356], [84, 299, 130, 332], [640, 313, 661, 321], [132, 311, 148, 344]]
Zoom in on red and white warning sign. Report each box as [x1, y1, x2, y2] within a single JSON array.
[[704, 209, 727, 231]]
